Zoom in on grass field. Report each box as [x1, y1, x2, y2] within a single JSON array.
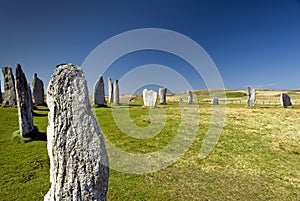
[[0, 90, 299, 200]]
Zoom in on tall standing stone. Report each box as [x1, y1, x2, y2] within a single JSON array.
[[159, 88, 167, 104], [0, 80, 3, 103], [143, 89, 158, 107], [32, 73, 45, 105], [113, 80, 119, 105], [280, 93, 292, 107], [187, 90, 193, 104], [45, 64, 109, 201], [212, 97, 219, 105], [107, 77, 113, 103], [15, 64, 34, 137], [93, 76, 106, 106], [2, 66, 16, 105], [247, 87, 256, 107]]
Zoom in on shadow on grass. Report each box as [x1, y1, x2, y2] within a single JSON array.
[[12, 126, 47, 143], [32, 110, 48, 117]]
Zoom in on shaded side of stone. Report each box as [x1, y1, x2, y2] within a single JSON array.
[[2, 66, 16, 105], [15, 64, 34, 137], [45, 64, 109, 201], [0, 80, 3, 103], [32, 73, 45, 105]]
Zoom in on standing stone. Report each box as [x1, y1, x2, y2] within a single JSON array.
[[247, 87, 256, 107], [107, 77, 113, 103], [0, 80, 3, 103], [28, 83, 34, 110], [15, 64, 34, 137], [187, 90, 193, 104], [2, 66, 16, 105], [143, 89, 158, 107], [113, 80, 119, 105], [212, 97, 219, 105], [93, 76, 106, 106], [280, 93, 292, 107], [32, 73, 45, 105], [159, 88, 167, 104], [45, 64, 109, 201]]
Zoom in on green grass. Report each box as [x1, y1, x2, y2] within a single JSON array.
[[0, 101, 300, 200]]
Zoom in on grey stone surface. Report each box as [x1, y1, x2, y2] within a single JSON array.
[[107, 77, 113, 103], [113, 80, 119, 105], [93, 76, 106, 106], [159, 88, 167, 104], [187, 90, 193, 104], [2, 66, 16, 105], [212, 97, 219, 105], [0, 80, 3, 103], [143, 89, 157, 107], [247, 87, 256, 107], [45, 64, 109, 201], [15, 64, 34, 137], [280, 93, 292, 107], [32, 73, 45, 105]]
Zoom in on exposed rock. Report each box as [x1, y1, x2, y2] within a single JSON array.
[[159, 88, 167, 104], [93, 76, 106, 106], [2, 66, 16, 105], [107, 77, 113, 103], [0, 80, 3, 103], [113, 80, 119, 105], [143, 89, 157, 107], [247, 87, 256, 107], [212, 97, 219, 105], [45, 64, 109, 201], [280, 93, 292, 107], [187, 90, 193, 104], [32, 73, 45, 105], [15, 64, 34, 137]]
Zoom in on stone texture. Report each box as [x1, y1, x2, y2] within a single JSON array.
[[45, 64, 109, 201], [143, 89, 157, 107], [0, 80, 3, 103], [113, 80, 119, 105], [247, 87, 256, 107], [159, 88, 167, 104], [2, 66, 16, 105], [280, 93, 292, 107], [212, 97, 219, 105], [107, 77, 113, 103], [93, 76, 106, 106], [15, 64, 34, 137], [32, 73, 45, 105], [187, 90, 193, 104]]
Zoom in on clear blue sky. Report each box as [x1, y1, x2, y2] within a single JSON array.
[[1, 0, 300, 94]]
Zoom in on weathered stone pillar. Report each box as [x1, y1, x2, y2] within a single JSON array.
[[45, 64, 109, 201], [2, 66, 16, 105], [247, 87, 256, 107], [212, 97, 219, 105], [32, 73, 45, 105], [107, 77, 113, 103], [143, 89, 158, 107], [93, 76, 106, 106], [113, 80, 119, 105], [280, 93, 292, 107], [15, 64, 34, 137], [159, 88, 167, 104], [187, 90, 193, 104]]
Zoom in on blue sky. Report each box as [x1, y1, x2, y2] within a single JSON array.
[[1, 0, 300, 94]]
